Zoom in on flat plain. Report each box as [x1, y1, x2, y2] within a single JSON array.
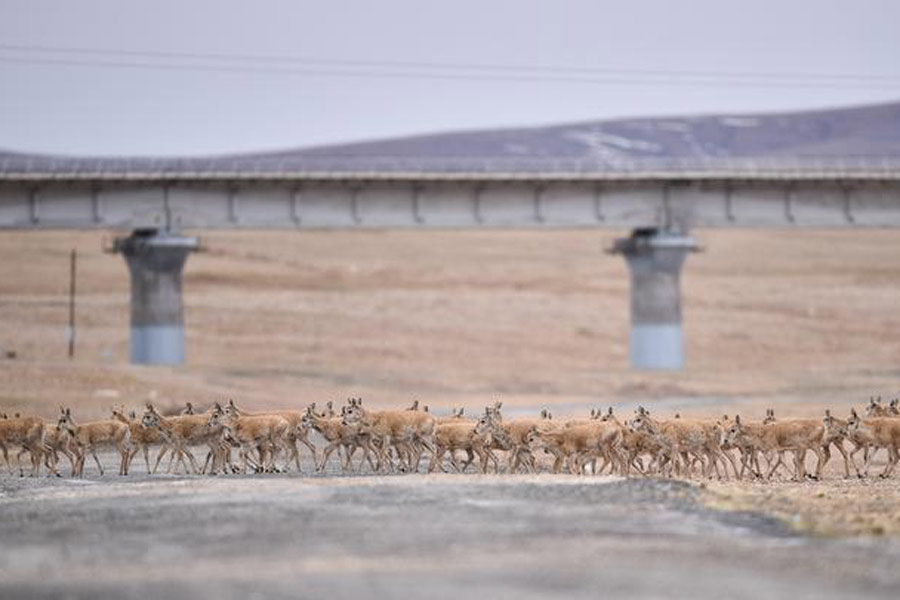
[[2, 229, 900, 598]]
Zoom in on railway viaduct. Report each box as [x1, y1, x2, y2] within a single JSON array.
[[2, 154, 899, 369]]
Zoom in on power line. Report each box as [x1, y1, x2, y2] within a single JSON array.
[[1, 42, 899, 83], [2, 47, 900, 91]]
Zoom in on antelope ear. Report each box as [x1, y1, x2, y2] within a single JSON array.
[[326, 401, 333, 409], [423, 405, 429, 413], [65, 408, 71, 416], [851, 408, 858, 418], [735, 414, 741, 424]]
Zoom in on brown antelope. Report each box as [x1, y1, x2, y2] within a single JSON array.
[[40, 419, 76, 477], [866, 397, 900, 418], [429, 414, 494, 473], [0, 414, 47, 476], [111, 406, 166, 474], [629, 407, 736, 480], [209, 408, 292, 474], [819, 410, 856, 478], [342, 398, 436, 473], [141, 403, 224, 474], [301, 405, 369, 474], [426, 407, 479, 468], [224, 399, 318, 472], [598, 408, 649, 475], [496, 412, 560, 474], [846, 409, 900, 478], [725, 413, 828, 480], [57, 408, 132, 477], [529, 420, 623, 475]]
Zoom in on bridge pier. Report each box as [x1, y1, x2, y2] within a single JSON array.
[[113, 230, 198, 365], [612, 228, 698, 370]]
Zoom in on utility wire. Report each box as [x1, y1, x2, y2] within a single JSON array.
[[1, 42, 899, 83], [2, 45, 900, 90]]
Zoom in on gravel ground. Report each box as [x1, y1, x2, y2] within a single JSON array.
[[2, 456, 900, 600]]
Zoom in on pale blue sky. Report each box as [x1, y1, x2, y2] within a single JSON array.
[[1, 0, 898, 156]]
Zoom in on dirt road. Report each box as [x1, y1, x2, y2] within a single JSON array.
[[2, 471, 899, 600]]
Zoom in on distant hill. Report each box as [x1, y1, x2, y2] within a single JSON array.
[[254, 100, 900, 162], [2, 101, 899, 173]]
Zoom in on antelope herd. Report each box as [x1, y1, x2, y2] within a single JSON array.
[[1, 397, 899, 481]]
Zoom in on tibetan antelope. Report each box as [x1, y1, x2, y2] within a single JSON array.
[[0, 414, 47, 476], [57, 408, 132, 476], [846, 408, 900, 478], [429, 413, 494, 473], [529, 420, 623, 475], [866, 397, 900, 418], [725, 413, 827, 480], [224, 399, 318, 472], [209, 407, 293, 474], [342, 398, 436, 473], [111, 405, 166, 474], [141, 403, 223, 474], [300, 405, 368, 474]]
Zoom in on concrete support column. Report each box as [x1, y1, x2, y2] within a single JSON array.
[[113, 230, 198, 365], [612, 228, 698, 370]]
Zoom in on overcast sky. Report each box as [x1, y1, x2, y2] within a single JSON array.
[[1, 0, 899, 157]]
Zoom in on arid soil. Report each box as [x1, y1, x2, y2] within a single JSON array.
[[2, 229, 900, 417], [704, 478, 900, 536]]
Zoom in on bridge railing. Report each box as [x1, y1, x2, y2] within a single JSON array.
[[1, 154, 899, 180]]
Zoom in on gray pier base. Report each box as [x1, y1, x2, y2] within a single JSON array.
[[612, 229, 697, 370], [113, 230, 198, 365]]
